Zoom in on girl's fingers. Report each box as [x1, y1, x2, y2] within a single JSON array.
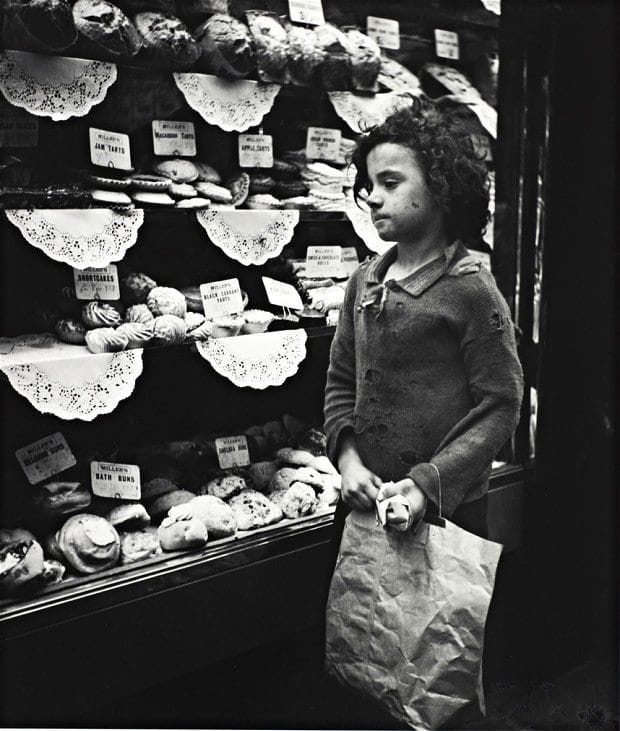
[[377, 482, 399, 501]]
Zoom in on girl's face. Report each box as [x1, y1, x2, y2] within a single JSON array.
[[365, 142, 447, 244]]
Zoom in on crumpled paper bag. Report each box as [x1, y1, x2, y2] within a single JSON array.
[[326, 508, 502, 730]]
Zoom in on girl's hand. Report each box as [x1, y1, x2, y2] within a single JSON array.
[[377, 478, 427, 527], [339, 460, 382, 511]]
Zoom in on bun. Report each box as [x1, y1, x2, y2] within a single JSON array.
[[134, 11, 200, 70], [169, 495, 236, 538], [3, 0, 77, 54], [157, 514, 208, 551], [82, 301, 122, 329], [245, 11, 289, 84], [55, 514, 120, 574], [195, 13, 253, 79], [41, 559, 66, 584], [119, 528, 159, 563], [55, 318, 87, 345], [285, 22, 323, 86], [202, 473, 246, 500], [141, 476, 178, 503], [148, 489, 194, 523], [0, 528, 36, 549], [228, 489, 282, 530], [147, 286, 187, 318], [151, 314, 187, 345], [269, 482, 317, 519], [274, 448, 315, 468], [120, 272, 157, 305], [245, 461, 278, 491], [115, 321, 154, 349], [106, 503, 150, 531], [0, 540, 45, 595], [73, 0, 142, 61], [345, 29, 381, 91], [32, 482, 92, 518], [314, 24, 352, 90], [85, 326, 130, 353]]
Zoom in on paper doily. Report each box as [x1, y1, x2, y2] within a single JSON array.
[[196, 330, 307, 389], [173, 72, 281, 132], [0, 347, 144, 421], [327, 91, 413, 134], [5, 209, 145, 269], [345, 200, 393, 255], [196, 210, 300, 266], [0, 51, 117, 121]]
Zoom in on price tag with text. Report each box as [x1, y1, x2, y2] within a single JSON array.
[[200, 278, 244, 318], [215, 436, 251, 469], [16, 433, 76, 485], [366, 16, 400, 50], [91, 461, 141, 500], [0, 110, 38, 147], [152, 120, 196, 157], [73, 265, 120, 301], [306, 246, 343, 278], [89, 127, 132, 170], [238, 134, 273, 168], [434, 29, 460, 60], [288, 0, 325, 25], [262, 277, 304, 311], [306, 127, 342, 163], [341, 246, 360, 276]]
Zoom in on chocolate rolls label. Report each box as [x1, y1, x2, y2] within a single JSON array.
[[89, 127, 132, 171], [341, 247, 359, 276], [0, 108, 38, 147], [305, 127, 342, 163], [306, 246, 344, 278], [15, 433, 76, 485], [152, 121, 196, 157], [288, 0, 325, 25], [73, 265, 120, 301], [238, 134, 274, 168], [262, 277, 304, 311], [200, 278, 244, 318], [215, 436, 251, 469], [434, 29, 460, 60], [366, 16, 400, 50], [91, 461, 141, 500]]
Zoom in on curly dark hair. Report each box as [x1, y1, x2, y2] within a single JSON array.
[[351, 97, 490, 244]]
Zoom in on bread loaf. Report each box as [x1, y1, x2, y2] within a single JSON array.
[[55, 514, 120, 574], [2, 0, 77, 53], [134, 11, 200, 70], [73, 0, 141, 61], [245, 10, 289, 84], [195, 13, 253, 79]]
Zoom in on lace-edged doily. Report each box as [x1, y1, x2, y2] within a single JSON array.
[[196, 210, 300, 266], [173, 73, 281, 132], [0, 51, 117, 121], [345, 200, 393, 254], [0, 345, 144, 421], [5, 209, 144, 269], [196, 330, 307, 390], [327, 91, 413, 134]]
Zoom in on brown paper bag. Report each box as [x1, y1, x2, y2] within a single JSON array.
[[325, 508, 502, 730]]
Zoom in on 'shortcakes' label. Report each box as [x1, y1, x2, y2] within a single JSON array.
[[152, 120, 196, 157], [0, 109, 38, 147], [434, 29, 460, 60], [238, 134, 273, 168], [90, 461, 141, 500], [305, 246, 344, 278], [288, 0, 325, 25], [366, 16, 400, 50], [215, 435, 250, 469], [15, 433, 76, 485], [73, 264, 120, 301], [306, 127, 342, 163], [341, 246, 360, 276], [200, 278, 244, 318], [262, 277, 304, 311], [89, 127, 132, 170]]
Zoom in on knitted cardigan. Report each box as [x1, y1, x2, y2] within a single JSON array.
[[324, 242, 524, 518]]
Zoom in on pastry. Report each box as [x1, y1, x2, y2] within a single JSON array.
[[175, 197, 210, 209], [106, 503, 150, 531], [0, 528, 36, 549], [285, 22, 323, 87], [73, 0, 142, 61], [314, 24, 352, 90], [245, 461, 278, 492], [141, 476, 178, 503], [378, 56, 421, 94], [86, 173, 132, 190], [2, 0, 77, 54], [151, 314, 187, 345], [130, 174, 171, 191], [301, 161, 344, 192], [295, 428, 326, 456], [208, 315, 243, 338], [240, 310, 274, 334], [195, 13, 253, 79], [308, 454, 338, 475], [228, 490, 282, 530], [119, 528, 159, 564], [116, 321, 154, 348], [153, 159, 199, 183], [263, 420, 288, 449], [274, 447, 315, 468], [168, 495, 236, 538], [194, 181, 233, 203], [148, 489, 195, 523], [184, 311, 205, 333], [147, 286, 187, 318], [317, 482, 340, 507], [245, 10, 289, 84], [124, 303, 154, 323], [116, 0, 176, 12], [85, 326, 130, 353], [195, 162, 222, 184], [273, 180, 309, 199], [90, 189, 133, 206], [346, 29, 381, 91], [133, 11, 201, 70], [130, 191, 176, 206], [0, 540, 45, 595], [185, 320, 213, 341], [169, 182, 197, 199], [41, 559, 66, 584], [82, 301, 122, 329], [227, 172, 250, 207], [44, 533, 63, 561], [271, 158, 302, 181], [244, 194, 282, 210], [249, 174, 275, 194], [32, 481, 91, 518], [55, 514, 120, 574], [269, 482, 317, 519], [180, 285, 203, 313], [281, 195, 316, 210], [55, 318, 87, 345], [267, 467, 299, 494], [201, 473, 246, 501], [157, 514, 208, 551]]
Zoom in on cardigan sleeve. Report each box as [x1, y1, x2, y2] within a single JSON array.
[[324, 272, 359, 465], [408, 273, 524, 517]]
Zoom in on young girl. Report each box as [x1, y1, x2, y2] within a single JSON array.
[[325, 99, 523, 538]]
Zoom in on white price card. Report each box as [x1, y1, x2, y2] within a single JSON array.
[[215, 435, 251, 469], [306, 127, 342, 163], [434, 29, 460, 60], [238, 134, 274, 168], [89, 127, 132, 171], [91, 461, 141, 500], [73, 265, 120, 301], [288, 0, 325, 25], [305, 246, 343, 278], [366, 16, 400, 50], [152, 120, 196, 157], [15, 433, 77, 485], [0, 110, 38, 147], [262, 277, 304, 311], [200, 278, 244, 318], [341, 246, 360, 276]]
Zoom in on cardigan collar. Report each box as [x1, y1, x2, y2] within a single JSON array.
[[365, 241, 465, 297]]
